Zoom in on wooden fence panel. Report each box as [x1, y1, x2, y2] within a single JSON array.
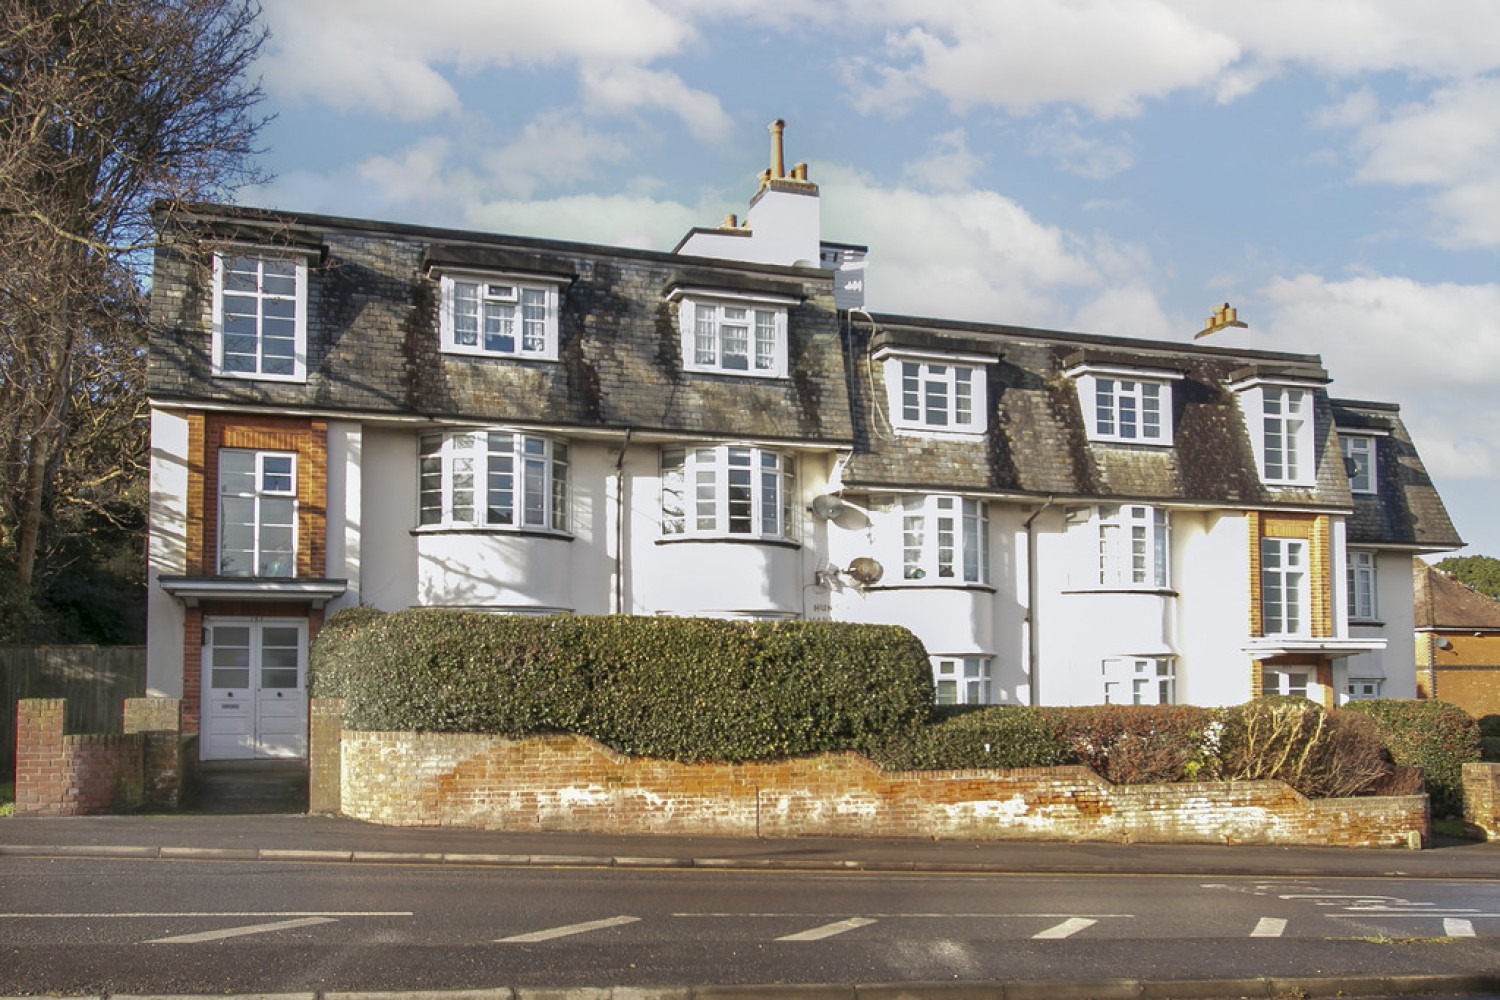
[[2, 645, 146, 776]]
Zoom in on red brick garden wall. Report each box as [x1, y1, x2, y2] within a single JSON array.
[[13, 698, 183, 816], [331, 725, 1430, 849]]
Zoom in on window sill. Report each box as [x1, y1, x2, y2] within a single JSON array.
[[1349, 617, 1386, 627], [212, 370, 307, 384], [656, 534, 800, 549], [868, 581, 995, 594], [1086, 437, 1174, 448], [681, 366, 789, 380], [411, 525, 573, 540], [1062, 587, 1178, 597], [440, 346, 559, 362], [890, 425, 986, 440]]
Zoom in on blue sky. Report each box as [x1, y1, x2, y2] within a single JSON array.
[[243, 0, 1499, 558]]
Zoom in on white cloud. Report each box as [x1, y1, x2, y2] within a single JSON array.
[[259, 0, 694, 120], [1258, 272, 1500, 482], [483, 113, 635, 199], [578, 65, 733, 144], [464, 192, 706, 251], [902, 130, 983, 192], [1026, 114, 1136, 180]]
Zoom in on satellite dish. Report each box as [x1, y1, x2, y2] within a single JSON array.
[[845, 557, 884, 586], [810, 494, 846, 521]]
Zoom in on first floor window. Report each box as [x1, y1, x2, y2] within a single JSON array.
[[933, 656, 992, 706], [218, 450, 296, 577], [900, 495, 988, 583], [1262, 669, 1310, 698], [660, 444, 794, 539], [418, 430, 569, 531], [1103, 657, 1175, 705], [1097, 505, 1169, 588], [1346, 679, 1383, 700], [1261, 537, 1307, 635], [1347, 550, 1378, 621]]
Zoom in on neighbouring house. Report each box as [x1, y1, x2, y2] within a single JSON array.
[[1415, 562, 1500, 718], [145, 123, 1462, 763]]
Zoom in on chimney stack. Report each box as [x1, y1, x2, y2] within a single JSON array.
[[770, 119, 786, 179]]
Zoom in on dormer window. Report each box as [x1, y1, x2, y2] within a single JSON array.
[[1231, 376, 1320, 488], [1064, 363, 1181, 445], [212, 251, 310, 382], [438, 272, 560, 360], [874, 347, 992, 435], [672, 290, 793, 377], [1340, 433, 1379, 494]]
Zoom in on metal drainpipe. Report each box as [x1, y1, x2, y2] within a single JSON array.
[[613, 428, 633, 615], [1023, 496, 1055, 707]]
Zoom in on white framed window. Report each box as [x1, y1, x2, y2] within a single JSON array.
[[1261, 386, 1313, 485], [1067, 366, 1180, 445], [439, 273, 560, 360], [1096, 505, 1170, 588], [1346, 678, 1383, 700], [933, 656, 992, 706], [218, 450, 296, 577], [676, 294, 789, 377], [1103, 657, 1175, 705], [1340, 434, 1377, 494], [1261, 537, 1308, 636], [418, 430, 569, 532], [1262, 669, 1310, 698], [895, 495, 988, 583], [1348, 549, 1378, 621], [212, 253, 308, 381], [660, 444, 795, 540], [890, 359, 983, 432]]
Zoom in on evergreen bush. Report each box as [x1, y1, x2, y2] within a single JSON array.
[[1344, 698, 1481, 816]]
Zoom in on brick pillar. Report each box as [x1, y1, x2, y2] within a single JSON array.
[[1463, 762, 1500, 840], [183, 607, 203, 735], [308, 698, 345, 815], [124, 698, 183, 810], [14, 699, 66, 817]]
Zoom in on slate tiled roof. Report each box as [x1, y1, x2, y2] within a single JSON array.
[[148, 204, 853, 446], [1334, 400, 1462, 549], [1414, 562, 1500, 629], [841, 313, 1354, 511]]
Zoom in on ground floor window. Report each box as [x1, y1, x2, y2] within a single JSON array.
[[1102, 656, 1175, 705], [1261, 668, 1310, 698], [1345, 678, 1383, 700], [933, 656, 991, 705]]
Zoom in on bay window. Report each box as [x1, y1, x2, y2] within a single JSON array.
[[1102, 657, 1175, 705], [418, 430, 569, 532], [933, 656, 993, 706], [661, 444, 795, 540], [899, 495, 988, 583], [1096, 505, 1170, 588]]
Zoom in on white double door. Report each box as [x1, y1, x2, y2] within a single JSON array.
[[202, 617, 308, 760]]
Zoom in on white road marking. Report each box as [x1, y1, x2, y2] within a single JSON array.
[[777, 917, 878, 942], [0, 911, 410, 918], [1032, 917, 1096, 940], [1251, 917, 1287, 938], [1445, 918, 1476, 938], [147, 916, 335, 944], [496, 915, 639, 943], [674, 912, 1132, 919]]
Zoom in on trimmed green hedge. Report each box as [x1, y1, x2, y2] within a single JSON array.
[[310, 608, 934, 762], [1344, 699, 1480, 816], [871, 705, 1066, 771]]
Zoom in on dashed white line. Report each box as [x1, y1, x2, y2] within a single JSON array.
[[777, 917, 878, 942], [1032, 917, 1096, 940], [147, 916, 336, 944], [496, 915, 639, 943], [1251, 917, 1287, 938], [1445, 918, 1477, 938]]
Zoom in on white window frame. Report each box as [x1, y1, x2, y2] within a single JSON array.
[[1345, 678, 1383, 701], [1095, 505, 1170, 589], [1262, 669, 1311, 699], [933, 655, 993, 706], [417, 430, 570, 533], [895, 495, 989, 584], [1234, 379, 1319, 487], [1340, 434, 1378, 494], [674, 291, 792, 378], [438, 271, 560, 360], [660, 444, 796, 541], [883, 358, 986, 434], [1066, 364, 1181, 445], [1347, 549, 1379, 622], [217, 449, 297, 578], [212, 251, 309, 382], [1261, 537, 1309, 636], [1102, 657, 1176, 705]]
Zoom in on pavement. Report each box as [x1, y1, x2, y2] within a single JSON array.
[[2, 810, 1499, 999]]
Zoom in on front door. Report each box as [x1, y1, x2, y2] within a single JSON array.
[[202, 618, 308, 760]]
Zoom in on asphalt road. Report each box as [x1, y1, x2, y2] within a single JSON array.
[[3, 856, 1499, 994]]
